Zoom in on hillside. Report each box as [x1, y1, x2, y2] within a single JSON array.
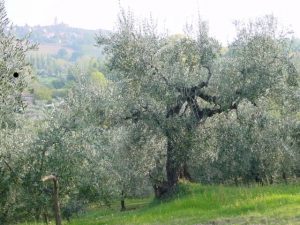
[[13, 23, 105, 59], [12, 24, 106, 103]]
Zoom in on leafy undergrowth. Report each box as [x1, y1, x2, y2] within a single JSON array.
[[22, 182, 300, 225]]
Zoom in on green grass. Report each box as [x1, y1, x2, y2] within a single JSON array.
[[22, 182, 300, 225]]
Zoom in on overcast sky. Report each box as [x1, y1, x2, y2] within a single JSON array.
[[5, 0, 300, 44]]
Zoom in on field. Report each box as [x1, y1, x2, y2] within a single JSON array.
[[22, 182, 300, 225]]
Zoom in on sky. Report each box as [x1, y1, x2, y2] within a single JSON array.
[[5, 0, 300, 44]]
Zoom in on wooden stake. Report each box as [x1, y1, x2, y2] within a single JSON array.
[[42, 175, 62, 225]]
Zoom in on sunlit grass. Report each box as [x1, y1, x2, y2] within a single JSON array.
[[22, 182, 300, 225]]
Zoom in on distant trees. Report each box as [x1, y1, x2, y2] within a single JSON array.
[[27, 53, 106, 102], [56, 48, 68, 59]]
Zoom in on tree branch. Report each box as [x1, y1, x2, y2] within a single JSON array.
[[151, 65, 171, 87], [2, 159, 14, 174], [187, 94, 238, 122], [187, 97, 203, 120], [200, 65, 213, 88], [196, 91, 217, 104], [166, 104, 182, 118]]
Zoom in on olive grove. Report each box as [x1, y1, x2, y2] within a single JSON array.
[[0, 4, 299, 224]]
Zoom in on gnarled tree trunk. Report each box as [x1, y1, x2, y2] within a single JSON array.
[[179, 163, 193, 181], [166, 139, 180, 188], [152, 138, 179, 198], [154, 137, 193, 198]]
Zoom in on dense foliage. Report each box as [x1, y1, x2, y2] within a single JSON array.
[[97, 11, 299, 195], [0, 4, 299, 224]]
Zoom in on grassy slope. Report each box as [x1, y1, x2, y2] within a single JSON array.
[[24, 182, 300, 225]]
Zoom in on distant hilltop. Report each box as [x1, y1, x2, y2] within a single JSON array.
[[13, 24, 108, 58], [12, 23, 106, 46]]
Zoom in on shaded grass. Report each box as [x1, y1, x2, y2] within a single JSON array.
[[22, 182, 300, 225]]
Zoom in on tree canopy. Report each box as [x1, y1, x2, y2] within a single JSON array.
[[97, 11, 298, 196]]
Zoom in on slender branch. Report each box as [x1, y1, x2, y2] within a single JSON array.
[[0, 157, 20, 183], [187, 97, 203, 120], [3, 159, 14, 174], [179, 102, 188, 117], [124, 109, 141, 122], [205, 65, 213, 84], [124, 104, 163, 130], [166, 104, 182, 118], [199, 65, 213, 88], [196, 92, 217, 104], [151, 65, 171, 87]]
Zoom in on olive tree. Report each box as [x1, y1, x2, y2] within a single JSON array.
[[19, 70, 158, 219], [103, 123, 165, 210], [0, 1, 35, 222], [19, 72, 112, 221], [189, 98, 299, 185], [0, 2, 35, 126], [97, 12, 297, 197]]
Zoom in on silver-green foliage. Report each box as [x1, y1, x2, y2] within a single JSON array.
[[0, 1, 36, 222], [97, 11, 298, 188], [0, 1, 35, 127]]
